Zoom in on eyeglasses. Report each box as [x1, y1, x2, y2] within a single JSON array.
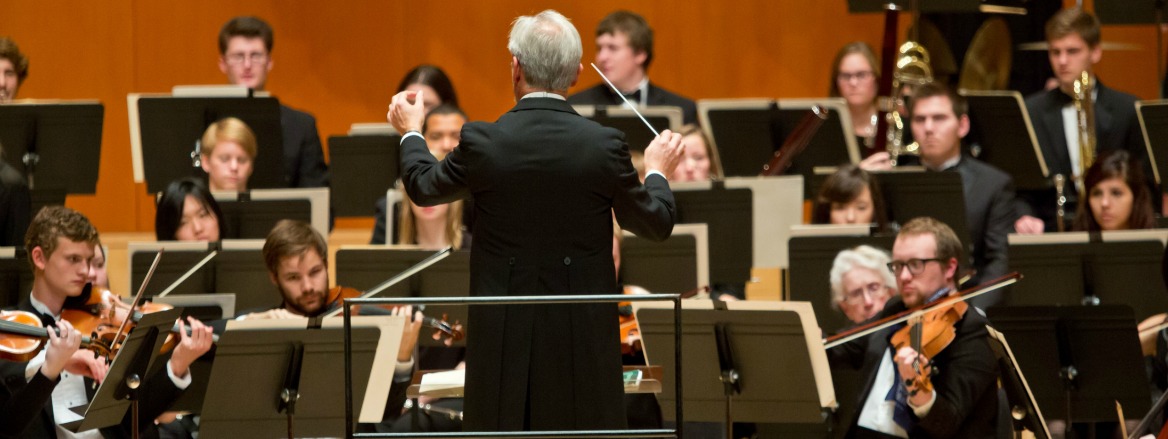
[[844, 281, 887, 304], [837, 71, 874, 83], [887, 258, 943, 275], [224, 53, 269, 66]]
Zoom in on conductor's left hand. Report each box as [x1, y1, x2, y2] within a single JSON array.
[[388, 90, 426, 135]]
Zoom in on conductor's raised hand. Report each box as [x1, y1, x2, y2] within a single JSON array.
[[643, 129, 685, 180], [388, 90, 426, 135]]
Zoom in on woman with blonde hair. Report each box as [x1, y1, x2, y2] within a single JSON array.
[[200, 117, 257, 192]]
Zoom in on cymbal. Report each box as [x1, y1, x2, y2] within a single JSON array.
[[1017, 41, 1143, 51], [959, 17, 1012, 91]]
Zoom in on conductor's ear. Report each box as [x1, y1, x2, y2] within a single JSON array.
[[570, 63, 583, 88]]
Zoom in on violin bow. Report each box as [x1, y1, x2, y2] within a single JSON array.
[[823, 272, 1021, 350], [109, 249, 164, 355], [322, 246, 453, 318], [155, 250, 218, 298], [591, 63, 659, 136]]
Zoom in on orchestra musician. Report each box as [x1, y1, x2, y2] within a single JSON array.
[[0, 37, 33, 248], [0, 37, 25, 104], [198, 117, 256, 193], [388, 9, 684, 431], [0, 320, 87, 439], [813, 164, 889, 232], [154, 178, 224, 242], [1074, 150, 1157, 232], [216, 16, 330, 189], [830, 245, 898, 326], [237, 219, 423, 428], [671, 124, 724, 183], [13, 206, 213, 438], [1016, 7, 1151, 234], [567, 10, 699, 125], [396, 65, 459, 115], [830, 42, 881, 152], [828, 217, 1000, 439]]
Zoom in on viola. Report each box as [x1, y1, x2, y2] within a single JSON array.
[[0, 310, 111, 361], [326, 286, 464, 345]]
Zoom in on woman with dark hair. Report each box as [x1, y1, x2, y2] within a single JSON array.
[[155, 178, 224, 241], [1074, 150, 1156, 232], [396, 65, 458, 114], [812, 164, 888, 231]]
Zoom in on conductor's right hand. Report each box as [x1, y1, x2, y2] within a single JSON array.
[[643, 129, 685, 181], [388, 90, 425, 135]]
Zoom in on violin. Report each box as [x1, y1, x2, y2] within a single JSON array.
[[618, 285, 710, 355], [0, 310, 111, 361], [61, 286, 194, 354], [888, 296, 968, 394], [326, 286, 465, 345]]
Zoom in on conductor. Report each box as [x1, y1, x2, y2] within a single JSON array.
[[388, 9, 684, 432]]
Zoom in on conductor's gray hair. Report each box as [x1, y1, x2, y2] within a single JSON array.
[[508, 10, 582, 92], [828, 245, 897, 308]]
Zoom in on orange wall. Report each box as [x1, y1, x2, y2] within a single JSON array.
[[2, 1, 1161, 232]]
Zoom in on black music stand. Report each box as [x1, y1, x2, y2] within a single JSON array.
[[327, 133, 401, 217], [621, 233, 701, 295], [787, 235, 896, 334], [1006, 238, 1168, 321], [637, 301, 837, 437], [133, 95, 285, 192], [130, 245, 215, 296], [963, 91, 1051, 191], [986, 305, 1150, 431], [65, 309, 182, 434], [776, 99, 859, 197], [0, 247, 32, 307], [214, 248, 277, 314], [335, 248, 472, 347], [199, 316, 402, 437], [846, 0, 1027, 13], [1136, 101, 1168, 191], [672, 184, 754, 287], [574, 105, 681, 155], [986, 326, 1053, 439], [0, 102, 102, 211], [214, 190, 321, 240]]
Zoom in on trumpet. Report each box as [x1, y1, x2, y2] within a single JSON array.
[[886, 41, 933, 166]]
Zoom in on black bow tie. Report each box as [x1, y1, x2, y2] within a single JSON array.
[[622, 89, 642, 102]]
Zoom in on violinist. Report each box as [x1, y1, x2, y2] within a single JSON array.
[[15, 206, 213, 439], [0, 320, 87, 438], [828, 217, 999, 439], [239, 220, 423, 428]]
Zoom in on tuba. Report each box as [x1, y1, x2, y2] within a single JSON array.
[[1072, 71, 1096, 188], [886, 41, 933, 166]]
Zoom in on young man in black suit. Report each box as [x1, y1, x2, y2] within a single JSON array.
[[567, 10, 699, 125], [15, 206, 213, 438], [908, 83, 1017, 305], [389, 9, 684, 432], [1016, 7, 1150, 233], [829, 217, 1000, 439], [217, 16, 331, 189]]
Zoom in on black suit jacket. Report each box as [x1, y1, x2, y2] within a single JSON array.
[[0, 360, 57, 439], [280, 105, 331, 188], [12, 300, 183, 439], [946, 157, 1016, 303], [829, 297, 1000, 439], [568, 82, 699, 126], [400, 96, 676, 431], [1022, 82, 1149, 229]]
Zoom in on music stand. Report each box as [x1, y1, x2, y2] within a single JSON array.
[[199, 316, 403, 437], [573, 105, 682, 154], [846, 0, 1027, 14], [1005, 234, 1168, 320], [963, 91, 1051, 190], [334, 248, 471, 347], [1136, 101, 1168, 190], [65, 308, 182, 434], [986, 305, 1150, 428], [986, 326, 1053, 439], [636, 300, 836, 436], [0, 247, 32, 307], [671, 182, 754, 286], [129, 242, 214, 297], [620, 224, 709, 294], [0, 101, 102, 207], [327, 132, 401, 217], [213, 188, 329, 239], [129, 93, 285, 192], [777, 99, 861, 188], [786, 234, 896, 334], [698, 99, 778, 177]]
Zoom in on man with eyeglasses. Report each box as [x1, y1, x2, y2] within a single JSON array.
[[829, 217, 999, 439], [217, 16, 330, 189]]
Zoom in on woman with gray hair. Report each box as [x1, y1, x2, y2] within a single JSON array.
[[830, 245, 897, 325]]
